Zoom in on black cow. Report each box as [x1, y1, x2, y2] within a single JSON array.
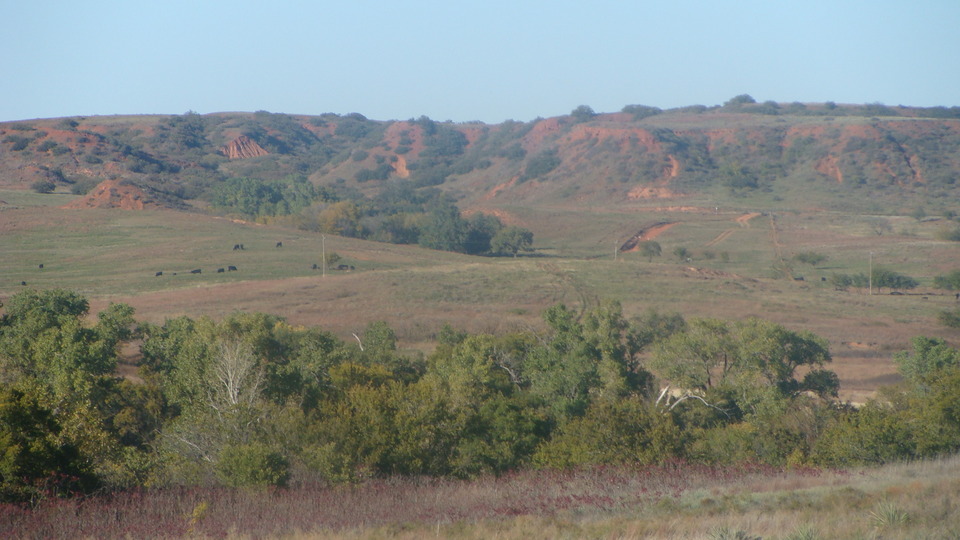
[[155, 271, 163, 277], [190, 269, 201, 274], [20, 281, 26, 286], [276, 241, 283, 248], [217, 268, 225, 273], [233, 244, 240, 250], [38, 264, 44, 269], [312, 263, 318, 270], [227, 266, 238, 272]]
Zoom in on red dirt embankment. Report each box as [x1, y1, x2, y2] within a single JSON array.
[[619, 222, 679, 252], [61, 179, 177, 210]]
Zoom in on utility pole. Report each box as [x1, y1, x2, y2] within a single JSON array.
[[869, 251, 873, 295], [322, 235, 326, 278]]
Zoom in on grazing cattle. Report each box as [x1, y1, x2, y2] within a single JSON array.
[[276, 241, 283, 248], [821, 277, 827, 282], [794, 276, 805, 281], [190, 268, 201, 274], [20, 281, 26, 286], [312, 263, 318, 270], [337, 264, 349, 270], [227, 265, 237, 271], [233, 244, 240, 250], [38, 264, 43, 269], [217, 268, 225, 273], [155, 271, 163, 277]]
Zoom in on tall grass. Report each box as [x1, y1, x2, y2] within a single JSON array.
[[3, 456, 958, 539]]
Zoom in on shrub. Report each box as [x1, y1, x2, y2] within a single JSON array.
[[70, 177, 101, 195], [31, 179, 56, 193], [521, 149, 561, 181], [216, 443, 290, 488], [937, 224, 960, 242]]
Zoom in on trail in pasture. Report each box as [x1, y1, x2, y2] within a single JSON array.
[[704, 212, 762, 247]]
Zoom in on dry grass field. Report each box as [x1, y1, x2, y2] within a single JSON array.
[[2, 189, 958, 403], [5, 455, 958, 538]]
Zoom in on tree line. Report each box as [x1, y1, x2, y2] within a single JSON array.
[[210, 176, 534, 257], [1, 289, 959, 503]]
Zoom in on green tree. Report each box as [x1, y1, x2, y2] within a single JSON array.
[[491, 226, 534, 257], [0, 387, 98, 502], [570, 105, 597, 123], [639, 241, 662, 262], [793, 251, 828, 267], [216, 442, 289, 488], [651, 317, 836, 413], [31, 179, 56, 194], [418, 199, 468, 252], [533, 396, 681, 468], [316, 201, 364, 237], [464, 213, 503, 255], [894, 336, 960, 391], [933, 270, 960, 290], [673, 246, 691, 261]]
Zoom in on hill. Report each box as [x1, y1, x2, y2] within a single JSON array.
[[2, 99, 960, 404], [2, 100, 959, 216]]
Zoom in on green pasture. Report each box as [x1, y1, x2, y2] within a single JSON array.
[[2, 189, 957, 356]]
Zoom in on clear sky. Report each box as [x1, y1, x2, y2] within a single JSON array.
[[3, 0, 959, 124]]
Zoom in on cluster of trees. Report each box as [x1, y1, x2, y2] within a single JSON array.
[[829, 268, 919, 293], [4, 289, 960, 503], [210, 177, 535, 257]]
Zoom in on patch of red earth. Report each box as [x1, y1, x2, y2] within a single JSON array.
[[60, 179, 174, 210], [220, 135, 269, 159], [620, 222, 679, 252], [815, 155, 844, 183], [382, 122, 427, 158], [627, 185, 682, 200], [462, 207, 525, 227], [482, 177, 518, 200], [522, 117, 563, 149], [735, 212, 762, 226]]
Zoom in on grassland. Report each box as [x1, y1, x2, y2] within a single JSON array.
[[2, 189, 958, 403], [4, 455, 958, 539]]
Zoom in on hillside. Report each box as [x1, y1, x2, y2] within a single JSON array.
[[3, 99, 960, 404], [2, 101, 959, 217]]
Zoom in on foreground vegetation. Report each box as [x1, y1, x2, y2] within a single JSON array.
[[2, 289, 959, 511], [3, 454, 959, 538]]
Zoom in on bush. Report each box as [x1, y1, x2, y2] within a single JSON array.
[[521, 149, 561, 181], [937, 225, 960, 242], [216, 443, 290, 488], [31, 180, 56, 194], [70, 177, 102, 195]]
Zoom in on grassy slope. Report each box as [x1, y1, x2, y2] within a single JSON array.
[[2, 189, 958, 402]]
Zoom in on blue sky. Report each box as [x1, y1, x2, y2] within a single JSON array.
[[3, 1, 958, 123]]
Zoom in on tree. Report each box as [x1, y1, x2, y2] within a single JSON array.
[[463, 213, 503, 255], [418, 198, 468, 252], [673, 246, 691, 261], [894, 336, 960, 391], [316, 201, 364, 237], [933, 270, 960, 290], [31, 179, 56, 194], [793, 251, 828, 267], [491, 226, 534, 257], [639, 241, 661, 262], [724, 94, 757, 108], [570, 105, 597, 123], [651, 317, 836, 412], [868, 217, 893, 236]]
